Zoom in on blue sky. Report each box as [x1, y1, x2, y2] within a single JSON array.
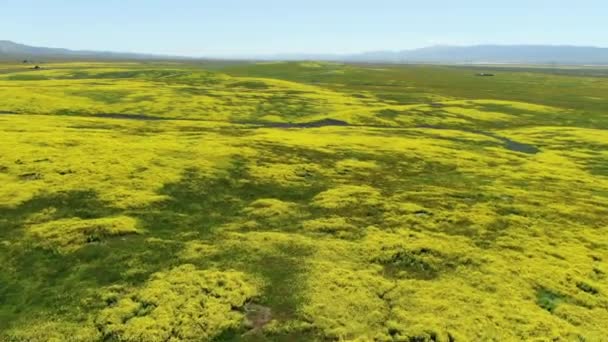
[[2, 0, 606, 57]]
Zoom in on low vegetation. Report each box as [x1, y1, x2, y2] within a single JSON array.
[[0, 61, 607, 340]]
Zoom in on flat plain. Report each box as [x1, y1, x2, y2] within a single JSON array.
[[0, 61, 607, 341]]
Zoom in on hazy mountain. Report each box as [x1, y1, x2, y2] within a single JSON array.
[[348, 45, 608, 64], [0, 40, 186, 60], [264, 45, 608, 65], [2, 40, 607, 65]]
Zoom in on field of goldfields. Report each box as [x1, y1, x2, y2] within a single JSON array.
[[0, 61, 607, 341]]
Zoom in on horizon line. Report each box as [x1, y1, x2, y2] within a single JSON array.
[[2, 39, 608, 59]]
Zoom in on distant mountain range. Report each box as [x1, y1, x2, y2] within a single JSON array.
[[0, 40, 187, 61], [2, 40, 608, 65], [267, 45, 608, 65]]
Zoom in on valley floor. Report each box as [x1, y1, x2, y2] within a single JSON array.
[[0, 61, 607, 341]]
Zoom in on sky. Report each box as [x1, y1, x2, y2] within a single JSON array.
[[1, 0, 607, 57]]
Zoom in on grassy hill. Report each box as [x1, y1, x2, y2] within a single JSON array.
[[0, 61, 607, 341]]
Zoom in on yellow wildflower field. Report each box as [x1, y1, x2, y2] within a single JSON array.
[[0, 61, 607, 341]]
